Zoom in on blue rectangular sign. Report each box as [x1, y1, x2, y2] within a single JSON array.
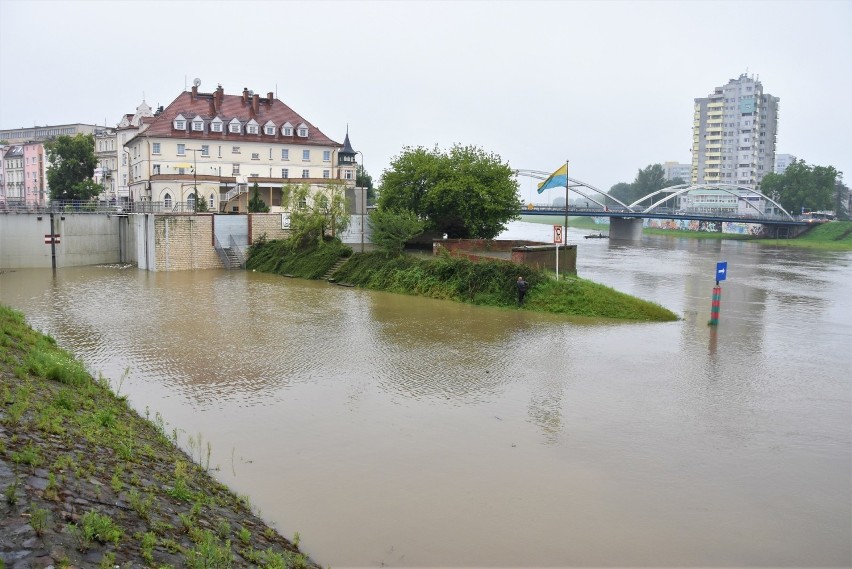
[[716, 261, 728, 282]]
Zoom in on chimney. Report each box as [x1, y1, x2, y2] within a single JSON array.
[[267, 91, 274, 101], [252, 93, 260, 115], [212, 90, 219, 113], [242, 87, 249, 104], [191, 84, 198, 99]]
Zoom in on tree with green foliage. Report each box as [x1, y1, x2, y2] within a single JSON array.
[[834, 177, 849, 220], [378, 144, 520, 238], [248, 182, 270, 213], [45, 134, 98, 201], [368, 208, 425, 255], [356, 164, 376, 204], [281, 182, 350, 248], [195, 194, 209, 212], [606, 164, 676, 207], [759, 160, 839, 214]]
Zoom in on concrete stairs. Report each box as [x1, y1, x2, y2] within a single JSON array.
[[222, 248, 242, 269], [323, 257, 350, 281]]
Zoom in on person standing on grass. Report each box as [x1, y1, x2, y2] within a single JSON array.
[[517, 276, 528, 306]]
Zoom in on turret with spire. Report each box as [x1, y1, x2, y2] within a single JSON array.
[[338, 126, 356, 166]]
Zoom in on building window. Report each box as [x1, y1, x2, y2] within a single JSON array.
[[301, 169, 310, 178], [201, 145, 209, 157], [247, 125, 258, 134], [298, 127, 308, 137], [323, 150, 331, 161], [152, 143, 161, 154], [282, 168, 289, 178], [192, 120, 204, 131], [323, 169, 330, 179], [281, 149, 289, 160], [344, 169, 353, 180], [232, 146, 240, 154], [174, 120, 185, 130], [251, 153, 260, 160], [282, 124, 293, 136], [153, 164, 160, 175], [211, 121, 223, 132], [209, 193, 215, 209], [164, 193, 172, 208], [232, 164, 240, 175], [302, 149, 310, 161], [178, 167, 186, 175], [177, 144, 186, 156], [229, 122, 241, 133], [265, 125, 275, 135]]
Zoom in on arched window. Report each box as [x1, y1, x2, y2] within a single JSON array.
[[187, 193, 196, 211], [164, 193, 172, 209], [209, 193, 215, 211]]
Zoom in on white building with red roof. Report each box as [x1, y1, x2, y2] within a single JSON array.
[[125, 84, 356, 212]]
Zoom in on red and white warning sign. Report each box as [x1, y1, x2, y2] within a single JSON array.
[[44, 234, 61, 244], [553, 225, 563, 244]]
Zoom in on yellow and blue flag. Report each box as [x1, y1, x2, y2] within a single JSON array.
[[537, 163, 568, 193]]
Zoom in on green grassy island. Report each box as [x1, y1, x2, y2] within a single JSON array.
[[247, 239, 679, 322], [0, 305, 317, 569]]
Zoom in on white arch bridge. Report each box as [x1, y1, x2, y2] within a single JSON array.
[[513, 169, 810, 240]]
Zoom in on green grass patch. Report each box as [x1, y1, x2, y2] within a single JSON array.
[[753, 220, 852, 250], [246, 236, 351, 279], [329, 250, 678, 321]]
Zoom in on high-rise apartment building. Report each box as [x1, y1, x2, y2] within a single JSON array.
[[774, 153, 796, 174], [691, 74, 779, 188]]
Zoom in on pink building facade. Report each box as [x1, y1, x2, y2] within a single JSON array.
[[23, 142, 47, 207]]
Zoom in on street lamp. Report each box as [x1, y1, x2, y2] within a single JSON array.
[[187, 148, 203, 213], [355, 150, 365, 253]]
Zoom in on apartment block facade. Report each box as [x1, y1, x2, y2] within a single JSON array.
[[774, 153, 796, 174], [691, 74, 779, 188], [125, 84, 356, 212]]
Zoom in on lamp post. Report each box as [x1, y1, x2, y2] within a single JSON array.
[[187, 148, 202, 213], [355, 150, 365, 252]]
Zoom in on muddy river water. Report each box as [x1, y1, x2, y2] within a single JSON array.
[[1, 221, 850, 567]]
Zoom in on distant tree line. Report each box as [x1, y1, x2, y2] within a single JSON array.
[[606, 164, 685, 208]]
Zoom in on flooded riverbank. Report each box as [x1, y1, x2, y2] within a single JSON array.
[[1, 222, 850, 567]]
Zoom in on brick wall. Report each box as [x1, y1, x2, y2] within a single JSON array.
[[154, 215, 222, 271], [433, 239, 577, 274], [248, 213, 290, 243]]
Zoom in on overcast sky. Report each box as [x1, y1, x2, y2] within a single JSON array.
[[1, 0, 850, 202]]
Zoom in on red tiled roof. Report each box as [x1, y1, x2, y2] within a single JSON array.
[[134, 90, 341, 148]]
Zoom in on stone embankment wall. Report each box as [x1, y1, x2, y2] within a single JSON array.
[[154, 215, 222, 271], [248, 213, 290, 242], [1, 212, 331, 272]]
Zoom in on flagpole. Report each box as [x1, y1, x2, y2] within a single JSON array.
[[563, 159, 569, 241], [563, 160, 569, 280]]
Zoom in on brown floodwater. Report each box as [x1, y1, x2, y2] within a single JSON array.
[[1, 222, 850, 567]]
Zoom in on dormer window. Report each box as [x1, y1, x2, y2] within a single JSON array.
[[173, 114, 186, 130], [246, 119, 259, 135], [281, 122, 293, 136], [211, 117, 223, 133], [229, 119, 242, 134], [191, 118, 204, 132], [297, 123, 308, 137], [264, 121, 276, 135]]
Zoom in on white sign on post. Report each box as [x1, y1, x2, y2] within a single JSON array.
[[553, 225, 563, 280]]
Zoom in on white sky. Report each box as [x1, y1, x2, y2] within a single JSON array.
[[1, 0, 850, 202]]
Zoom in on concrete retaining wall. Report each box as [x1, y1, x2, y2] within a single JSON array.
[[0, 212, 124, 269]]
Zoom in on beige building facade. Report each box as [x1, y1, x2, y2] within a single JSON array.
[[125, 84, 356, 213]]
